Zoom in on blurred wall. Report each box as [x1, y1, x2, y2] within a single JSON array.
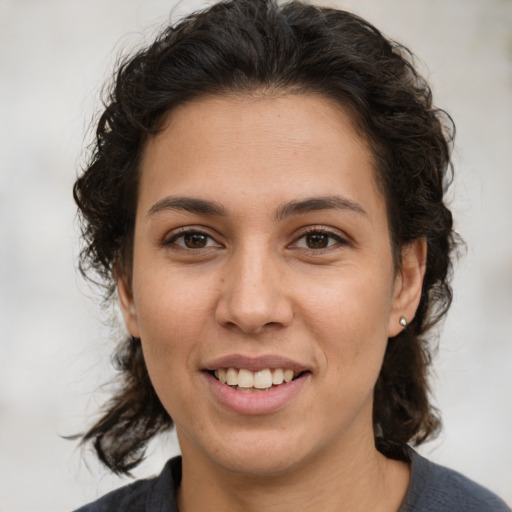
[[1, 0, 511, 510]]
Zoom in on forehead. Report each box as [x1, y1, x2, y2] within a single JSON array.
[[138, 93, 385, 221], [153, 92, 370, 156]]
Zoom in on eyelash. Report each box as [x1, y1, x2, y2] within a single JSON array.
[[164, 226, 348, 253], [164, 228, 221, 250], [291, 227, 348, 252]]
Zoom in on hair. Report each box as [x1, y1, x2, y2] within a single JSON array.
[[74, 0, 458, 474]]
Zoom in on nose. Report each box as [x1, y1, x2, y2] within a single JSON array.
[[215, 245, 293, 334]]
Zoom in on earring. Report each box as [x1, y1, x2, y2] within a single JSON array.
[[399, 316, 407, 327]]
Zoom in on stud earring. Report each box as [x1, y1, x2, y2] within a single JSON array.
[[399, 316, 407, 327]]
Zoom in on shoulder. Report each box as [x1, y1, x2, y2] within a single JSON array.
[[72, 457, 182, 512], [401, 449, 511, 512], [72, 478, 153, 512]]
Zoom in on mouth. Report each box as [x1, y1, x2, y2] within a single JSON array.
[[203, 354, 311, 413], [209, 367, 306, 392], [203, 356, 311, 415]]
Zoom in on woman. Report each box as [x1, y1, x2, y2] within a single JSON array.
[[73, 1, 510, 510]]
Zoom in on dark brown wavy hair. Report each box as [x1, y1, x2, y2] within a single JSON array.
[[74, 0, 458, 474]]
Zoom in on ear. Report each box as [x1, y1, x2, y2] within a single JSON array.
[[388, 238, 427, 337], [116, 271, 141, 338]]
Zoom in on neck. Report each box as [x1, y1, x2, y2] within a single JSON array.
[[176, 430, 410, 512]]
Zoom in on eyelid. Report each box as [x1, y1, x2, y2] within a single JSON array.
[[163, 226, 223, 249], [289, 225, 350, 250]]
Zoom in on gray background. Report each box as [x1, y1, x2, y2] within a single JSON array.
[[1, 0, 511, 510]]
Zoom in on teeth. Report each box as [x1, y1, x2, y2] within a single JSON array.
[[253, 369, 273, 389], [283, 369, 294, 383], [238, 369, 254, 388], [226, 368, 238, 386], [272, 368, 284, 385], [213, 367, 300, 389]]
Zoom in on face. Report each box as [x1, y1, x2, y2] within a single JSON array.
[[118, 93, 425, 476]]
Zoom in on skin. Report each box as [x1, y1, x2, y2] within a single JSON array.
[[117, 93, 426, 511]]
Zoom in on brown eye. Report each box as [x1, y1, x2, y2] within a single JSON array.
[[183, 232, 208, 248], [305, 233, 330, 249], [168, 230, 221, 250], [292, 230, 346, 250]]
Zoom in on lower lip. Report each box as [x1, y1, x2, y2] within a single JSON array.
[[204, 372, 310, 415]]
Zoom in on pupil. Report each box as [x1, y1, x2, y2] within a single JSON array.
[[184, 233, 207, 248], [307, 233, 328, 248]]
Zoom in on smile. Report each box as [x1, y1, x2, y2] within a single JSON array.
[[213, 368, 301, 391], [205, 367, 310, 415]]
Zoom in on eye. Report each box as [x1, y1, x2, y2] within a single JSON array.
[[293, 230, 346, 250], [167, 230, 221, 250]]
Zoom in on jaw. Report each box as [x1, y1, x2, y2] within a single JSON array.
[[176, 371, 378, 477]]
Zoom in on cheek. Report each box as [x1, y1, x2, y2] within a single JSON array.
[[132, 270, 217, 391], [134, 279, 211, 425], [299, 271, 392, 371], [134, 265, 216, 337]]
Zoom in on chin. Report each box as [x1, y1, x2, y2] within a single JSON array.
[[215, 445, 306, 477], [181, 426, 314, 477], [230, 429, 329, 477]]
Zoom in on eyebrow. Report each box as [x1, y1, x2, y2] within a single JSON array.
[[147, 196, 227, 217], [147, 194, 366, 220], [275, 195, 367, 221]]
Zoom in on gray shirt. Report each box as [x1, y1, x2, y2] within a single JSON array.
[[74, 449, 510, 511]]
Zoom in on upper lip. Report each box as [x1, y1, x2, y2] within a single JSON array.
[[203, 354, 310, 373]]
